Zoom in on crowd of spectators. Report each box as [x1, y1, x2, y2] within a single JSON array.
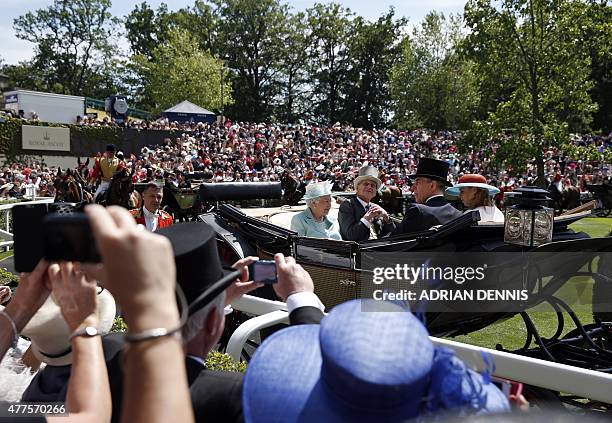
[[113, 122, 612, 194], [0, 118, 609, 201], [0, 163, 56, 199]]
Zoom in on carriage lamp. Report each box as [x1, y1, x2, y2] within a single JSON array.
[[504, 186, 554, 247]]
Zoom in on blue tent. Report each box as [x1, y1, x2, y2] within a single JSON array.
[[163, 100, 217, 123]]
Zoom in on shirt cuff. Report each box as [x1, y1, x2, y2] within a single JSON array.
[[286, 291, 325, 314], [360, 217, 371, 228]]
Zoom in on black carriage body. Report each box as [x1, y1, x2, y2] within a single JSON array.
[[201, 203, 606, 336]]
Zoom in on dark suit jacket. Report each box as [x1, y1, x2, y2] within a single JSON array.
[[391, 196, 462, 236], [339, 196, 395, 241], [187, 358, 244, 423]]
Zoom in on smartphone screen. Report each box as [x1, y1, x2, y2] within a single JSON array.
[[252, 261, 277, 284], [13, 204, 48, 273]]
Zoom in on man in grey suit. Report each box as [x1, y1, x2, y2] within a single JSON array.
[[391, 158, 462, 236], [339, 166, 395, 241]]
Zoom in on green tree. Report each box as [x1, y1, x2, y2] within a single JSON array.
[[172, 1, 220, 55], [274, 12, 311, 122], [344, 9, 405, 128], [390, 12, 480, 130], [580, 1, 612, 132], [307, 3, 354, 124], [212, 0, 288, 122], [124, 2, 170, 59], [125, 1, 219, 59], [463, 0, 597, 183], [133, 28, 233, 114], [13, 0, 120, 96]]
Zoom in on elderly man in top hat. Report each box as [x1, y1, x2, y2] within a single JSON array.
[[339, 165, 394, 241], [391, 157, 462, 236], [91, 144, 126, 202]]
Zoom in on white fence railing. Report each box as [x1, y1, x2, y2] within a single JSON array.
[[0, 198, 55, 250], [228, 295, 612, 405]]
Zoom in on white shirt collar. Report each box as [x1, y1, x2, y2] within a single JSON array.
[[425, 194, 444, 203], [356, 196, 369, 208], [142, 206, 158, 231], [143, 206, 158, 217]]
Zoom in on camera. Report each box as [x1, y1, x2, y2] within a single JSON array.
[[13, 203, 100, 273], [250, 260, 277, 284]]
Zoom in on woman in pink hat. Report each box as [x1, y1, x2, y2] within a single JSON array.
[[446, 174, 504, 223]]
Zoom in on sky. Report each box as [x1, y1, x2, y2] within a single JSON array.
[[0, 0, 467, 65]]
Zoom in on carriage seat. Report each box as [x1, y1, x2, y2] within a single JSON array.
[[240, 202, 341, 231]]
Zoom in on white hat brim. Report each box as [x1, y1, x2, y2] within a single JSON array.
[[17, 288, 116, 366]]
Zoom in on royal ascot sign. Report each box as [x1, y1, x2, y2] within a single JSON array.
[[22, 125, 71, 152]]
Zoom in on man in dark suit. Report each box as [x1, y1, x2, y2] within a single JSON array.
[[159, 225, 325, 423], [339, 165, 395, 241], [391, 158, 462, 236]]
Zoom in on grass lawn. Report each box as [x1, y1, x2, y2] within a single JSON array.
[[453, 217, 611, 349]]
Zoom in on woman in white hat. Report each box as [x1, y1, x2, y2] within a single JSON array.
[[446, 174, 504, 223], [291, 181, 342, 240]]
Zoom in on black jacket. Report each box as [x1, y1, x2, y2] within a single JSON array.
[[391, 196, 462, 236], [338, 197, 395, 241]]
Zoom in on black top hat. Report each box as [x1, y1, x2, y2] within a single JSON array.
[[157, 223, 240, 315], [409, 157, 452, 187], [106, 144, 116, 152]]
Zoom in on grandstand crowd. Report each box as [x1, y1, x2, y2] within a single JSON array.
[[1, 119, 610, 200]]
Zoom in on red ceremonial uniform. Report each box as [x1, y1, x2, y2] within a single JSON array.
[[130, 208, 173, 232]]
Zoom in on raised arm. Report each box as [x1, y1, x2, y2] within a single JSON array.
[[0, 260, 50, 361], [85, 205, 194, 423], [47, 262, 111, 423]]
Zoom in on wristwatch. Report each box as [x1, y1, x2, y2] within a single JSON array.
[[70, 326, 100, 340]]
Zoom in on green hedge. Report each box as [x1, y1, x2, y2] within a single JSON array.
[[0, 117, 121, 163], [0, 267, 19, 285], [205, 350, 247, 373]]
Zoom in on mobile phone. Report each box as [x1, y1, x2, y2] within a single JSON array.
[[13, 204, 48, 272], [42, 213, 101, 263], [251, 260, 277, 284]]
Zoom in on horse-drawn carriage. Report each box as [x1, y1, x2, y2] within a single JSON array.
[[194, 181, 612, 411]]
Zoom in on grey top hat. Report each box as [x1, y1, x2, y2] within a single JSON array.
[[353, 165, 382, 190]]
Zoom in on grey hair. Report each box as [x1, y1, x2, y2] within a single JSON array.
[[305, 198, 318, 208], [182, 291, 226, 342]]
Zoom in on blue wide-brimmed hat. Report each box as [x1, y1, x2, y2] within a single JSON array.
[[243, 300, 509, 422]]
